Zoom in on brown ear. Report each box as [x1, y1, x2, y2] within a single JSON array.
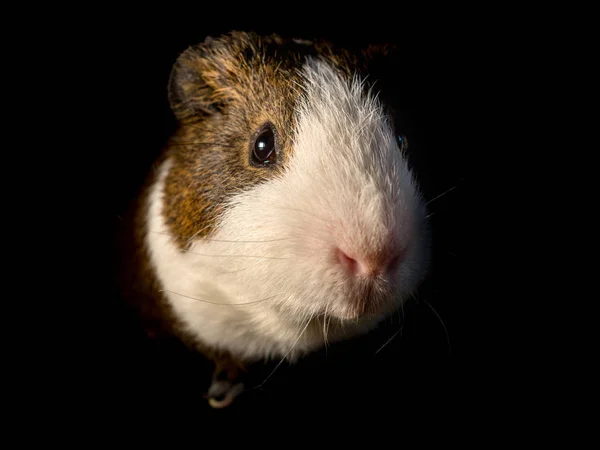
[[359, 42, 400, 76], [167, 36, 231, 122], [363, 42, 398, 58]]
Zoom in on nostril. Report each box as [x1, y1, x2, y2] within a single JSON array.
[[336, 248, 360, 276], [336, 245, 406, 277]]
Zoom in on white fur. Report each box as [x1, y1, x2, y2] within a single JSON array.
[[145, 58, 429, 363]]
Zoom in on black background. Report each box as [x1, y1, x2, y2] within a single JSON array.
[[58, 7, 528, 430]]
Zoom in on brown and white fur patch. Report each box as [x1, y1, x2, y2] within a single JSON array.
[[141, 34, 430, 364]]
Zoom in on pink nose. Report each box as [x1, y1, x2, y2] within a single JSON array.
[[336, 246, 404, 277]]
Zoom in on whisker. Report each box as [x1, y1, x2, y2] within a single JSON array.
[[149, 230, 181, 237], [198, 238, 289, 244], [272, 205, 329, 224], [322, 304, 330, 352], [375, 328, 402, 354], [213, 268, 249, 275], [160, 289, 275, 306], [376, 295, 405, 354], [398, 297, 405, 326], [422, 298, 451, 357], [167, 142, 236, 148], [425, 185, 457, 206], [183, 250, 292, 260], [252, 314, 313, 390], [326, 307, 332, 350], [148, 230, 289, 244], [410, 292, 420, 305], [185, 228, 205, 248]]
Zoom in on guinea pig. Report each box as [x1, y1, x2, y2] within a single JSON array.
[[119, 30, 431, 409]]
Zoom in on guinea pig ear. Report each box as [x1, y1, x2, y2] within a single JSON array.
[[356, 42, 403, 95], [359, 43, 400, 75], [168, 37, 230, 122], [363, 42, 398, 58]]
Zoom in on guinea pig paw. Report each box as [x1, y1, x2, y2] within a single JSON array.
[[207, 381, 244, 409]]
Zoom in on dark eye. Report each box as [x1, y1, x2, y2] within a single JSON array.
[[251, 124, 277, 166], [397, 134, 409, 152]]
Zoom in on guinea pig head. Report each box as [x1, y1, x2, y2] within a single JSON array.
[[164, 31, 430, 325]]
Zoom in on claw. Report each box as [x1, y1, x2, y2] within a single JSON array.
[[207, 381, 244, 409], [205, 358, 246, 408]]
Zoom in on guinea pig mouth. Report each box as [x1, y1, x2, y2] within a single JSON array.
[[333, 279, 398, 321]]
